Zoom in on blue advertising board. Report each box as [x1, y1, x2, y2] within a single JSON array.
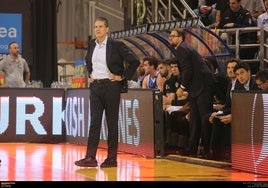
[[0, 13, 22, 54]]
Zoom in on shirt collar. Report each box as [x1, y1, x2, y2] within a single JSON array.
[[95, 36, 108, 47], [244, 78, 250, 90]]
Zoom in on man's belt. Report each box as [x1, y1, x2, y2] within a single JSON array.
[[93, 78, 110, 83]]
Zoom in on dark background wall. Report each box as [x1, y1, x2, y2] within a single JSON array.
[[0, 0, 57, 87]]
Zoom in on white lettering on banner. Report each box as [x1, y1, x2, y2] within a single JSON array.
[[0, 27, 17, 38], [0, 97, 9, 134], [0, 96, 64, 135], [65, 97, 85, 137], [132, 99, 140, 146], [61, 96, 141, 145], [52, 97, 64, 135], [16, 97, 46, 135], [118, 99, 140, 146], [0, 94, 140, 144]]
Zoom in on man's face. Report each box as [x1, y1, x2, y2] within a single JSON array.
[[265, 0, 268, 10], [235, 68, 251, 85], [143, 60, 154, 74], [94, 20, 109, 39], [169, 31, 182, 48], [255, 79, 268, 91], [229, 0, 241, 12], [157, 63, 169, 78], [170, 63, 179, 76], [137, 60, 145, 76], [226, 61, 237, 79], [9, 43, 19, 56]]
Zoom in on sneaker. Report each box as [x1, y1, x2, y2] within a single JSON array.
[[100, 159, 117, 168], [74, 157, 98, 167]]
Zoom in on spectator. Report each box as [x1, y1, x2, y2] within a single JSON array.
[[241, 0, 266, 22], [215, 0, 229, 28], [257, 0, 268, 41], [193, 0, 217, 28], [219, 0, 259, 74]]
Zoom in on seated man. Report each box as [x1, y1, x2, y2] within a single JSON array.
[[254, 70, 268, 91], [193, 0, 217, 28], [208, 61, 260, 161], [141, 56, 166, 92], [199, 59, 238, 159], [157, 58, 189, 154]]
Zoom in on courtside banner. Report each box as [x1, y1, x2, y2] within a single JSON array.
[[232, 91, 268, 175], [0, 13, 22, 54]]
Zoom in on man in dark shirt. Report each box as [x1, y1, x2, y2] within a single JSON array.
[[219, 0, 259, 73], [207, 61, 260, 161], [158, 58, 189, 154]]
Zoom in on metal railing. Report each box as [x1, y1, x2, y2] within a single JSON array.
[[137, 0, 203, 26], [218, 27, 268, 71]]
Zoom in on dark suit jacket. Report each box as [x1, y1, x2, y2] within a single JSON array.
[[176, 41, 215, 97], [234, 77, 260, 91], [85, 37, 139, 80], [222, 79, 239, 114], [223, 77, 261, 114]]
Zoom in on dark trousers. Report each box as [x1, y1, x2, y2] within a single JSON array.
[[188, 86, 214, 153], [210, 121, 231, 160], [86, 80, 121, 161], [164, 110, 189, 148]]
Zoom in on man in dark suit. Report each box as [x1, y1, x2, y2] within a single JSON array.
[[208, 61, 260, 161], [75, 17, 139, 168], [233, 62, 260, 91], [169, 28, 215, 157]]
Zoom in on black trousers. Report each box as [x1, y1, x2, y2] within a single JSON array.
[[86, 80, 121, 161], [210, 121, 231, 152], [188, 85, 214, 153]]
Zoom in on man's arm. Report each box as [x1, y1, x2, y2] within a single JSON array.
[[24, 72, 30, 84], [156, 75, 166, 92], [215, 9, 221, 28]]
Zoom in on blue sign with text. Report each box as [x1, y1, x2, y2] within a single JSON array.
[[0, 13, 22, 54]]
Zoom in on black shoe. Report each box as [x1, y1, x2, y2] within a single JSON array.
[[74, 157, 98, 167], [100, 159, 117, 168]]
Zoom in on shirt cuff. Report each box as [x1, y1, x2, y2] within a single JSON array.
[[180, 85, 186, 90]]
